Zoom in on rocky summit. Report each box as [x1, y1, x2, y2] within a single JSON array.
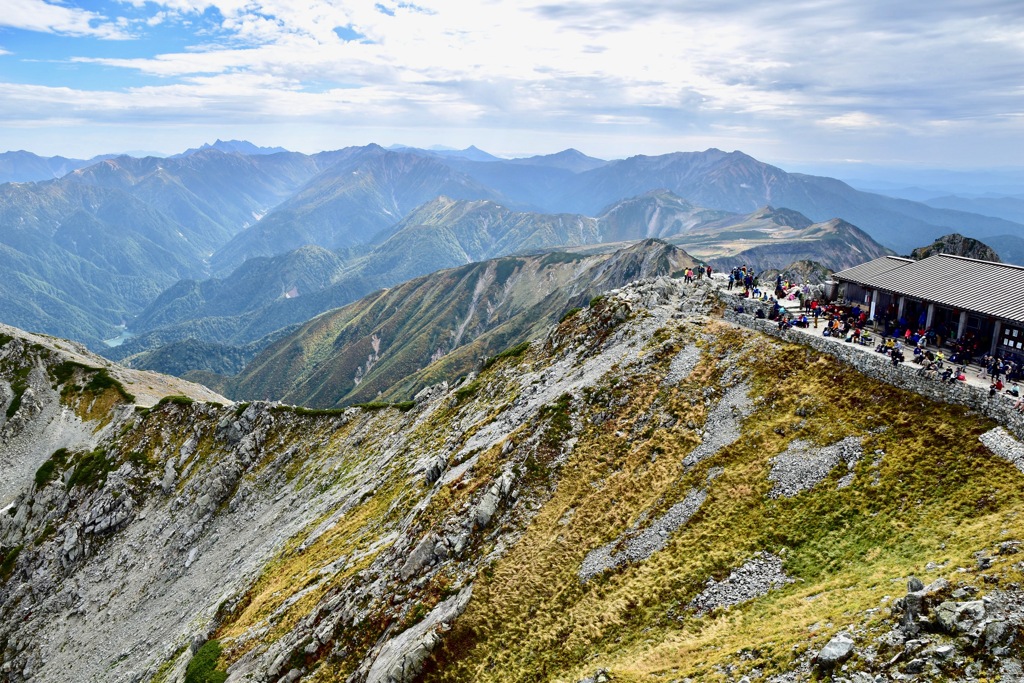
[[2, 277, 1024, 683]]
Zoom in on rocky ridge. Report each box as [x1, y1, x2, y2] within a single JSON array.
[[2, 276, 1024, 682], [910, 233, 1001, 262]]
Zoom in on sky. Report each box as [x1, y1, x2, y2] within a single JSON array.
[[0, 0, 1022, 168]]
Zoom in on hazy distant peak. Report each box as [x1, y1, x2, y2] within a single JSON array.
[[0, 149, 95, 183], [508, 147, 608, 172], [174, 139, 290, 158], [749, 206, 814, 228], [596, 189, 701, 216], [817, 217, 857, 231], [386, 144, 500, 162]]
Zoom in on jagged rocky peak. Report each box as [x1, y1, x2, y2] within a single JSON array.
[[759, 259, 833, 285], [3, 277, 1024, 682], [911, 232, 1001, 262]]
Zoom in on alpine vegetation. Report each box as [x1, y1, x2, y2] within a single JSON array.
[[2, 276, 1024, 683]]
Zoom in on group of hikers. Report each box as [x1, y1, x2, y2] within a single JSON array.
[[721, 266, 1024, 409], [682, 265, 713, 284]]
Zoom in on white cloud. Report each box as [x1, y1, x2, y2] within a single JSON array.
[[818, 112, 897, 131], [2, 0, 1024, 163], [0, 0, 132, 39]]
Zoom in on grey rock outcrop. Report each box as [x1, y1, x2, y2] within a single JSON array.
[[363, 585, 473, 683], [935, 600, 987, 636], [896, 576, 949, 638], [682, 382, 754, 469], [401, 533, 442, 581]]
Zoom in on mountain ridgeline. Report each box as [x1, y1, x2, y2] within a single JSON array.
[[671, 206, 893, 273], [222, 240, 698, 407], [0, 142, 1020, 356], [0, 150, 337, 346], [910, 232, 1002, 261], [3, 278, 1024, 683], [112, 196, 889, 379]]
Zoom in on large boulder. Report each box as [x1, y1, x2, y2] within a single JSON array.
[[814, 633, 855, 670], [935, 600, 986, 635]]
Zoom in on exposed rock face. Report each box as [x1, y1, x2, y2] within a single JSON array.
[[815, 633, 855, 670], [910, 232, 1001, 262], [935, 600, 987, 635], [363, 586, 473, 683], [682, 382, 754, 469], [759, 259, 833, 286], [0, 278, 708, 682], [0, 325, 227, 507], [5, 275, 1024, 683]]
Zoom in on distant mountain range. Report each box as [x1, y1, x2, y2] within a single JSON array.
[[0, 141, 1021, 355], [172, 139, 290, 158], [0, 150, 334, 346], [0, 151, 101, 183], [922, 195, 1024, 225], [214, 239, 697, 407], [210, 145, 504, 271], [235, 146, 1020, 256], [109, 194, 887, 371]]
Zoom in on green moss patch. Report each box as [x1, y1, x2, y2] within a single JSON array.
[[34, 447, 70, 488], [51, 360, 135, 404], [482, 341, 531, 372], [0, 545, 22, 582], [5, 366, 30, 419], [66, 449, 114, 490], [184, 640, 227, 683]]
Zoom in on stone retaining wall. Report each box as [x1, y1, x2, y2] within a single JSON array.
[[718, 291, 1024, 441]]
